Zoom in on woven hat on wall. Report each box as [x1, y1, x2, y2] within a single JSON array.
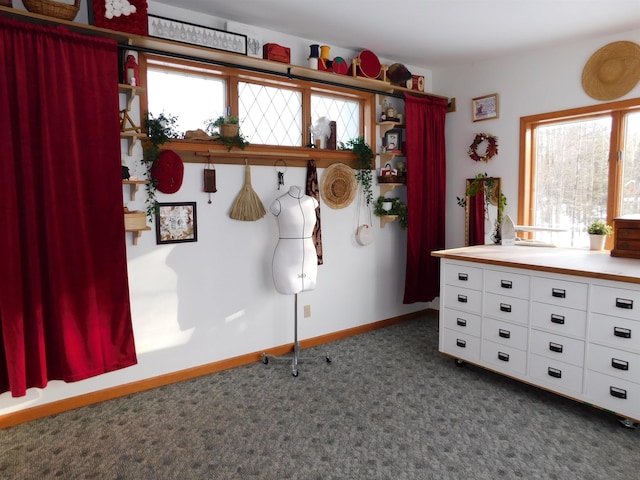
[[151, 150, 184, 194], [582, 41, 640, 101], [320, 163, 357, 209]]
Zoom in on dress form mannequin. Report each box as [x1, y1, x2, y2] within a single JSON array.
[[270, 185, 319, 294]]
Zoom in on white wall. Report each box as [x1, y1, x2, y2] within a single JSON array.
[[433, 28, 640, 249]]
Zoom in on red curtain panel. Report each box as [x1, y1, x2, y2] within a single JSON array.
[[0, 17, 137, 397], [402, 94, 448, 304], [468, 192, 487, 246]]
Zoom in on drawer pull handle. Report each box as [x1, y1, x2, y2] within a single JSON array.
[[498, 352, 510, 362], [550, 314, 565, 325], [498, 329, 511, 339], [456, 318, 467, 327], [552, 288, 566, 298], [615, 298, 633, 310], [610, 386, 627, 400], [547, 367, 562, 378], [458, 273, 468, 281], [614, 327, 632, 339], [457, 294, 468, 303], [611, 358, 629, 371], [549, 342, 563, 353], [456, 339, 466, 348], [499, 303, 512, 313], [500, 280, 513, 289]]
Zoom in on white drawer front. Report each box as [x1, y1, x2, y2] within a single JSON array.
[[441, 328, 481, 363], [483, 317, 528, 351], [444, 285, 482, 314], [587, 343, 640, 384], [590, 313, 640, 354], [585, 370, 640, 420], [532, 276, 588, 310], [441, 308, 481, 338], [485, 269, 530, 300], [484, 292, 529, 324], [444, 263, 483, 291], [591, 285, 640, 321], [528, 354, 584, 394], [481, 340, 527, 376], [531, 302, 587, 339], [530, 329, 585, 367]]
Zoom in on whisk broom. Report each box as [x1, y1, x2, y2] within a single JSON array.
[[229, 161, 266, 221]]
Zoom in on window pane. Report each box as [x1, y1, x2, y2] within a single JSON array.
[[534, 117, 611, 247], [238, 82, 302, 146], [621, 111, 640, 216], [147, 68, 226, 135], [311, 94, 360, 145]]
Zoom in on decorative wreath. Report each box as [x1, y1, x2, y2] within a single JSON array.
[[468, 133, 498, 162]]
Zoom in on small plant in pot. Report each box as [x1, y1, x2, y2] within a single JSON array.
[[205, 115, 249, 151], [587, 219, 612, 250]]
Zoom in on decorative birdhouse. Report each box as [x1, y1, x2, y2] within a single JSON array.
[[125, 54, 139, 86]]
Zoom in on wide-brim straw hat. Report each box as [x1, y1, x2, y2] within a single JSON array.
[[320, 163, 357, 209], [582, 41, 640, 101]]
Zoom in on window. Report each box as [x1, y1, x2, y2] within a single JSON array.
[[519, 99, 640, 248]]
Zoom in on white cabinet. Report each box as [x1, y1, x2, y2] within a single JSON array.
[[435, 249, 640, 424]]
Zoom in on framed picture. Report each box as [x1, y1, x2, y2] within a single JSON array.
[[384, 128, 403, 152], [148, 15, 247, 55], [472, 93, 499, 122], [155, 202, 198, 244]]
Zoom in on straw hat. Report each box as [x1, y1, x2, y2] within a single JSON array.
[[320, 163, 357, 209], [582, 41, 640, 101]]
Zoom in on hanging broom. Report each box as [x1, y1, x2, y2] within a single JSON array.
[[229, 161, 266, 221]]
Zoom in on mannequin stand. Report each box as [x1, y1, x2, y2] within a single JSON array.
[[261, 293, 331, 377]]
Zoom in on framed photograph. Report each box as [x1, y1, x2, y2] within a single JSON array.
[[148, 15, 248, 55], [155, 202, 198, 244], [472, 93, 499, 122], [384, 128, 403, 152]]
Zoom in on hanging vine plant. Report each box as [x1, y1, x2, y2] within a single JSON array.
[[341, 136, 375, 205], [468, 133, 498, 162]]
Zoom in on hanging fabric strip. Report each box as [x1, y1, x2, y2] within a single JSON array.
[[305, 159, 323, 265]]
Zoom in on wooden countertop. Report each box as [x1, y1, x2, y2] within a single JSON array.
[[432, 245, 640, 285]]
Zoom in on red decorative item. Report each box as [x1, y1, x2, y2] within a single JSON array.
[[124, 54, 139, 86], [468, 133, 499, 162], [332, 57, 349, 75], [411, 75, 425, 91], [352, 49, 381, 79], [151, 150, 184, 194], [263, 43, 290, 63], [89, 0, 148, 37]]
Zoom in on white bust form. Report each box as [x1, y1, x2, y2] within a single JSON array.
[[270, 186, 319, 294]]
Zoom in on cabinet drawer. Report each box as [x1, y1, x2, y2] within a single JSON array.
[[441, 328, 481, 363], [590, 313, 640, 353], [481, 340, 527, 376], [585, 370, 640, 420], [528, 354, 584, 394], [483, 318, 528, 351], [444, 285, 482, 314], [532, 277, 588, 310], [587, 343, 640, 384], [530, 329, 585, 367], [485, 269, 530, 299], [484, 293, 529, 324], [531, 302, 587, 339], [441, 308, 481, 338], [444, 263, 483, 291], [591, 285, 640, 321]]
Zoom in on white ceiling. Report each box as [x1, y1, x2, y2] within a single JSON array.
[[153, 0, 640, 68]]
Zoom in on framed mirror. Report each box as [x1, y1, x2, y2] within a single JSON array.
[[464, 177, 502, 246]]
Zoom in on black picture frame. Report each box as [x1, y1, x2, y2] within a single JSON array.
[[384, 128, 403, 152], [147, 15, 248, 56], [155, 202, 198, 244]]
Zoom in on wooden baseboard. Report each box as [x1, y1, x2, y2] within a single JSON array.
[[0, 309, 434, 428]]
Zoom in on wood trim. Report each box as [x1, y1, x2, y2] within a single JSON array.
[[0, 309, 434, 429]]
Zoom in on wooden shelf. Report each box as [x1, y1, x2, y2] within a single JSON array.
[[119, 84, 146, 111], [120, 132, 146, 155], [126, 226, 152, 246], [379, 182, 406, 195], [379, 215, 398, 228], [123, 179, 149, 201]]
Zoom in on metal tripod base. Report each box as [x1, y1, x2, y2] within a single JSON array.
[[261, 293, 331, 377]]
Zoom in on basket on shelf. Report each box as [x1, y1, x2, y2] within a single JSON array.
[[22, 0, 80, 21], [0, 1, 13, 8], [220, 123, 239, 138]]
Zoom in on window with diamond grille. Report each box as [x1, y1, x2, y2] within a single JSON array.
[[310, 94, 360, 146]]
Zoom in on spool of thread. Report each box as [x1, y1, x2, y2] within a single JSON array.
[[309, 57, 318, 69], [320, 45, 330, 59], [309, 44, 320, 58]]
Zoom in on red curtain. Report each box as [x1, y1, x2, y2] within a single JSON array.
[[0, 17, 137, 397], [403, 94, 448, 303], [468, 192, 486, 245]]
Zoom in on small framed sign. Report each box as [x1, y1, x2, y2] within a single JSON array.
[[155, 202, 198, 244], [384, 128, 403, 152], [472, 93, 499, 122]]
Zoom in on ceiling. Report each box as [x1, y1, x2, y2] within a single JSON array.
[[153, 0, 640, 68]]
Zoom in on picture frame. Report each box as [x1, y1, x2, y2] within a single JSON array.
[[148, 15, 248, 55], [472, 93, 499, 122], [155, 202, 198, 244], [384, 128, 403, 152]]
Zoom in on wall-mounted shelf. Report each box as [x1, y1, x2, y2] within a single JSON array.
[[119, 83, 145, 111], [121, 132, 146, 156], [123, 179, 149, 201], [379, 215, 398, 228], [127, 226, 151, 245], [379, 182, 406, 196]]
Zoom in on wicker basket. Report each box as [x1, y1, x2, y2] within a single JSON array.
[[0, 1, 13, 8], [124, 211, 147, 230], [220, 123, 239, 137], [22, 0, 80, 21]]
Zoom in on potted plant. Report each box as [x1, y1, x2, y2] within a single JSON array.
[[587, 219, 612, 250], [205, 115, 249, 151], [373, 195, 408, 229], [341, 136, 374, 205]]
